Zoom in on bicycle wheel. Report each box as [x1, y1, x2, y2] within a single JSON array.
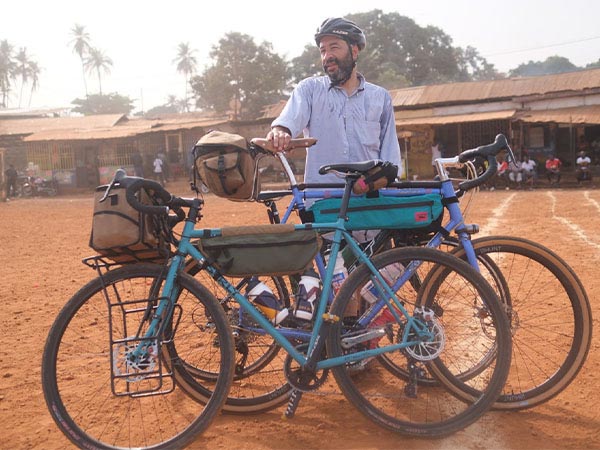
[[171, 266, 294, 413], [42, 263, 234, 450], [327, 247, 512, 437], [450, 236, 593, 410], [378, 238, 511, 385]]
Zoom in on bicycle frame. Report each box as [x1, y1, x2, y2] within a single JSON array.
[[158, 198, 434, 373]]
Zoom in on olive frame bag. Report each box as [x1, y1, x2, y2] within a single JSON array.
[[198, 224, 321, 277]]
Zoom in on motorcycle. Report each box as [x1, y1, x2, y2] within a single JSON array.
[[19, 175, 58, 197]]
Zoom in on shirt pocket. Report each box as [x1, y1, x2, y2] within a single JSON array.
[[357, 120, 381, 155]]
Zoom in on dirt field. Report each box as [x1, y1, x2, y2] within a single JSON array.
[[1, 183, 599, 450]]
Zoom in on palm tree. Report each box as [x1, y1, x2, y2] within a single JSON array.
[[0, 39, 16, 108], [84, 47, 112, 95], [28, 61, 41, 107], [69, 24, 91, 97], [173, 42, 197, 112], [15, 47, 30, 108]]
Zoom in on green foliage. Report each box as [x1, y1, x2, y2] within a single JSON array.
[[585, 59, 600, 69], [190, 32, 288, 120], [509, 56, 578, 77], [289, 9, 499, 87], [71, 93, 134, 115]]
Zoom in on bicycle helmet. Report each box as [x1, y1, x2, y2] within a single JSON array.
[[315, 17, 366, 50]]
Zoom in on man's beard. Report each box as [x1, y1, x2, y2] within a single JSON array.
[[323, 50, 356, 86]]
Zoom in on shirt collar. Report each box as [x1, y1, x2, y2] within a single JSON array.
[[329, 72, 366, 95]]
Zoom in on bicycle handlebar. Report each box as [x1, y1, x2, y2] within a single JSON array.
[[455, 134, 515, 192], [250, 137, 318, 153], [103, 172, 189, 226]]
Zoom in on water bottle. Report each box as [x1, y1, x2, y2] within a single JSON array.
[[360, 262, 403, 304], [331, 252, 348, 295], [293, 268, 321, 321], [246, 277, 289, 325]]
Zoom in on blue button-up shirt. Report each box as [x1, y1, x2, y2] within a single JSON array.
[[272, 74, 401, 184]]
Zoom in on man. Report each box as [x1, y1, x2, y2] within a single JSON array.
[[545, 154, 562, 185], [4, 164, 18, 198], [266, 17, 401, 184], [521, 154, 537, 189], [575, 150, 592, 183]]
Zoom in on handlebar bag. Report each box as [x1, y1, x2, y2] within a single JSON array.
[[305, 194, 443, 231], [198, 225, 321, 277], [193, 130, 262, 201], [89, 184, 170, 263]]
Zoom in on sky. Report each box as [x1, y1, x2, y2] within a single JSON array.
[[2, 0, 600, 113]]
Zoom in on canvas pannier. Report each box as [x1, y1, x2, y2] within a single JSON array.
[[193, 130, 261, 201], [89, 184, 170, 263], [198, 224, 320, 277], [303, 194, 444, 231]]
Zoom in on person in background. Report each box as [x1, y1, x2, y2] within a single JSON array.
[[508, 159, 523, 189], [157, 149, 170, 181], [521, 154, 537, 190], [4, 164, 18, 198], [265, 17, 401, 185], [545, 154, 562, 186], [132, 151, 144, 177], [575, 150, 592, 184], [431, 139, 442, 176], [153, 154, 166, 186]]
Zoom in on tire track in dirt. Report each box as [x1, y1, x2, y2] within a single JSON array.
[[547, 191, 600, 252]]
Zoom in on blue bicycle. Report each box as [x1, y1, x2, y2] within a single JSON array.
[[178, 134, 591, 414], [42, 158, 512, 447]]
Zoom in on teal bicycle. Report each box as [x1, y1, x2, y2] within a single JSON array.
[[42, 160, 512, 448]]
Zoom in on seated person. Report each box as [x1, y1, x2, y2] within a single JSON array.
[[576, 151, 592, 183], [545, 154, 562, 185], [521, 155, 537, 189], [508, 160, 523, 189]]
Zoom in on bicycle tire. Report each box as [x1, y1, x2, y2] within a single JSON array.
[[378, 239, 511, 385], [42, 264, 234, 450], [170, 267, 295, 413], [449, 236, 592, 410], [327, 247, 512, 437]]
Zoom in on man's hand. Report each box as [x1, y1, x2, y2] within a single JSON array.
[[266, 126, 292, 152]]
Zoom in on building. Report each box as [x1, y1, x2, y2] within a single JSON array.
[[0, 112, 230, 189], [390, 68, 600, 178]]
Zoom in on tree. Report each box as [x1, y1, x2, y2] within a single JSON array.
[[509, 56, 578, 77], [190, 32, 288, 120], [586, 59, 600, 69], [456, 46, 500, 81], [173, 42, 197, 112], [289, 9, 498, 88], [15, 47, 32, 108], [27, 61, 41, 107], [71, 93, 134, 115], [0, 40, 16, 108], [69, 24, 91, 97], [84, 47, 112, 95], [144, 95, 188, 117]]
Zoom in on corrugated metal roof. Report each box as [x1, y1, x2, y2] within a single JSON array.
[[21, 117, 230, 142], [516, 105, 600, 124], [0, 114, 126, 136], [395, 109, 517, 126], [389, 68, 600, 107]]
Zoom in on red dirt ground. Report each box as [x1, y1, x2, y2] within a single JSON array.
[[1, 183, 599, 449]]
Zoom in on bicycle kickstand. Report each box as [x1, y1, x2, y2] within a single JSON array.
[[283, 389, 303, 419]]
